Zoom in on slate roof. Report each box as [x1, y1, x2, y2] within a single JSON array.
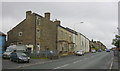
[[0, 32, 6, 36]]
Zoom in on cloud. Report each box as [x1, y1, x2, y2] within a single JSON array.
[[2, 2, 118, 48]]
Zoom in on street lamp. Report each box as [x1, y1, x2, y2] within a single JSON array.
[[74, 22, 84, 31]]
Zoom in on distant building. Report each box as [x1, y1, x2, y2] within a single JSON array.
[[7, 11, 58, 52], [0, 32, 6, 56], [90, 40, 106, 51]]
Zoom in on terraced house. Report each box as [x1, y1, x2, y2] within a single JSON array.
[[75, 32, 90, 53], [57, 26, 77, 55], [57, 25, 90, 55], [7, 11, 59, 52], [7, 11, 90, 55]]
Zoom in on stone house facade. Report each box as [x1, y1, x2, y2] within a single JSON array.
[[57, 26, 76, 55], [75, 33, 90, 53], [7, 11, 59, 52], [7, 11, 91, 55]]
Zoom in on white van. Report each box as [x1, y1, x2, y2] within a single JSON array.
[[2, 45, 27, 59]]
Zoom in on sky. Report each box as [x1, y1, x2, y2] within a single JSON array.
[[1, 1, 119, 49]]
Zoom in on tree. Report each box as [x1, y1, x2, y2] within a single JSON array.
[[112, 35, 120, 48]]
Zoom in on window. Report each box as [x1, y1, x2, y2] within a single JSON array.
[[36, 16, 40, 25], [37, 29, 40, 38], [37, 43, 40, 51], [38, 19, 40, 25], [36, 16, 39, 20], [19, 32, 22, 36], [17, 42, 22, 45], [37, 29, 40, 33]]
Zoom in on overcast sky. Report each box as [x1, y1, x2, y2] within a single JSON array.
[[1, 2, 118, 49]]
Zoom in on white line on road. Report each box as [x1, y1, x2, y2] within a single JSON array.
[[109, 58, 113, 71], [73, 60, 83, 64], [73, 61, 79, 63], [53, 64, 69, 69]]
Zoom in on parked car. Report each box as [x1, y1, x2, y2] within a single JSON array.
[[75, 50, 84, 56], [2, 45, 27, 59], [106, 49, 110, 52], [10, 51, 30, 63], [98, 49, 102, 52], [91, 49, 96, 53]]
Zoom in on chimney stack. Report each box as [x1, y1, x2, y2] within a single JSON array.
[[26, 11, 32, 19], [44, 12, 50, 20], [54, 19, 61, 26]]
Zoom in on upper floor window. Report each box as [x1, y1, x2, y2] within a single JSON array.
[[36, 16, 39, 20], [37, 29, 40, 33], [19, 32, 22, 36], [36, 16, 40, 25], [17, 42, 22, 44], [38, 19, 40, 25]]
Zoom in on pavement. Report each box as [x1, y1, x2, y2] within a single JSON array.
[[111, 51, 120, 70], [2, 51, 119, 70]]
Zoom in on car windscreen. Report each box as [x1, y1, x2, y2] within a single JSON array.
[[15, 46, 26, 50], [17, 52, 27, 57], [6, 48, 14, 52]]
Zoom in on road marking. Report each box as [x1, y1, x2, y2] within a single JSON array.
[[53, 64, 69, 69], [73, 60, 83, 64], [73, 61, 79, 63], [109, 61, 113, 70], [109, 58, 113, 71]]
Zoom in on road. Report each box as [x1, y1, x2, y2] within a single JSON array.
[[20, 51, 117, 69]]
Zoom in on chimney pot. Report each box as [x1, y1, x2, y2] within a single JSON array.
[[26, 11, 32, 18], [44, 12, 50, 20], [54, 20, 61, 26]]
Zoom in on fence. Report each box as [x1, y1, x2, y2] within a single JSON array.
[[29, 50, 60, 59]]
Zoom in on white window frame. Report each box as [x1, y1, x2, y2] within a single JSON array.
[[17, 42, 22, 44], [19, 32, 22, 36], [36, 16, 40, 25], [37, 29, 40, 33], [37, 43, 41, 51], [38, 19, 40, 25], [36, 16, 39, 20]]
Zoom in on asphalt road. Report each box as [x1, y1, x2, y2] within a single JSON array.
[[20, 51, 115, 69]]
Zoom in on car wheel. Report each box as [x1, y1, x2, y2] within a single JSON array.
[[2, 57, 5, 59], [27, 60, 29, 63]]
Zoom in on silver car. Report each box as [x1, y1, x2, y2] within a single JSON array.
[[10, 52, 30, 63], [75, 51, 84, 56]]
